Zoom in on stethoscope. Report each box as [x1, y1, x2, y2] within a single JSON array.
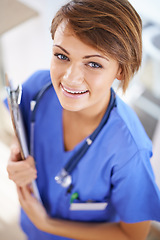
[[30, 82, 117, 192]]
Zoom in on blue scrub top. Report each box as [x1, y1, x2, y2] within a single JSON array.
[[19, 70, 160, 240]]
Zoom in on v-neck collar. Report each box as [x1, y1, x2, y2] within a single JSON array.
[[60, 107, 86, 155]]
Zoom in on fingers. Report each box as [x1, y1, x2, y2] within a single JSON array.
[[9, 168, 37, 186], [17, 186, 30, 208], [10, 144, 21, 162], [17, 186, 25, 203], [7, 155, 36, 173], [17, 185, 38, 211], [17, 185, 33, 203], [7, 144, 37, 186], [16, 186, 48, 231]]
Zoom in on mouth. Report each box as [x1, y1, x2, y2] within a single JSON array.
[[60, 84, 89, 97]]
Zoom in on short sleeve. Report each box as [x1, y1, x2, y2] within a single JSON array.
[[111, 149, 160, 223]]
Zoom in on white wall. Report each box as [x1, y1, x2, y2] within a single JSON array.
[[128, 0, 160, 25], [1, 0, 67, 86]]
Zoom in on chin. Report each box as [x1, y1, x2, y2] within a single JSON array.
[[62, 104, 83, 112], [59, 100, 84, 112]]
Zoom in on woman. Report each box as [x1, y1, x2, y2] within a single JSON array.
[[7, 0, 160, 239]]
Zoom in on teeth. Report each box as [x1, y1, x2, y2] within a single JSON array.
[[63, 86, 87, 94]]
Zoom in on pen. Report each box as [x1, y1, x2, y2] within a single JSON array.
[[70, 192, 79, 204]]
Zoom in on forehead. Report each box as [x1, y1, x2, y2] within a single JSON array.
[[55, 20, 70, 37], [54, 21, 105, 55]]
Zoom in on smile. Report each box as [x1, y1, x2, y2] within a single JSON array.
[[61, 84, 89, 97], [63, 86, 88, 94]]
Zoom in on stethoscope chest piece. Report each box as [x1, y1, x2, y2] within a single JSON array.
[[55, 168, 72, 188]]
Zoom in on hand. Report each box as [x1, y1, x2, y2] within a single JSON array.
[[7, 144, 37, 186], [17, 185, 49, 231]]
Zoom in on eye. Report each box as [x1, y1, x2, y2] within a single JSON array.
[[87, 62, 103, 69], [54, 53, 69, 61]]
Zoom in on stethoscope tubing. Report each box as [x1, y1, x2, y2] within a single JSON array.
[[30, 82, 116, 189], [64, 88, 116, 175]]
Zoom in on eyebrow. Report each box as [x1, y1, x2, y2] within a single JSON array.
[[54, 45, 70, 55], [83, 55, 109, 61], [53, 44, 109, 61]]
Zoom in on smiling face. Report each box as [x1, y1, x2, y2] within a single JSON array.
[[50, 21, 122, 115]]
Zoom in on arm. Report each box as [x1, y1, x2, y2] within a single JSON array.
[[46, 217, 150, 240], [17, 186, 150, 240]]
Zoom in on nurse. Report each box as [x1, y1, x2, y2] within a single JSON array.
[[7, 0, 160, 239]]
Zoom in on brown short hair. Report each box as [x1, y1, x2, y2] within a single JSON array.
[[50, 0, 142, 92]]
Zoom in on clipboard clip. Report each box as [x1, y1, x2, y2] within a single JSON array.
[[5, 80, 22, 122], [6, 84, 22, 106]]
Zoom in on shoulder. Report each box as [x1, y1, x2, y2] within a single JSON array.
[[20, 70, 55, 126], [115, 94, 152, 150], [22, 70, 51, 99], [103, 94, 152, 169]]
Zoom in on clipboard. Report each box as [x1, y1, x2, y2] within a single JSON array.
[[5, 74, 42, 202]]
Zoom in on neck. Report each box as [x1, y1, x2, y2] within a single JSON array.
[[64, 89, 111, 128], [62, 90, 111, 151]]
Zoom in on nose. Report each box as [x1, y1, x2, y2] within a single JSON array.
[[63, 63, 84, 85]]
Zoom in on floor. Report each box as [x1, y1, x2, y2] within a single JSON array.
[[0, 141, 26, 240]]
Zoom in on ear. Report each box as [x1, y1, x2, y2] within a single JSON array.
[[116, 67, 123, 80]]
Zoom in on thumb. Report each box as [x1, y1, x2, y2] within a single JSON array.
[[10, 144, 22, 162]]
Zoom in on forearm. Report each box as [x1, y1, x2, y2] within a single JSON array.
[[17, 187, 150, 240], [43, 218, 130, 240]]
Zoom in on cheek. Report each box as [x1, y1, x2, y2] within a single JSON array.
[[84, 70, 102, 87], [88, 71, 116, 94], [50, 58, 62, 84], [86, 72, 106, 90]]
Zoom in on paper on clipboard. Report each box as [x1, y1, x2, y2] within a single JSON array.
[[5, 74, 42, 202]]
